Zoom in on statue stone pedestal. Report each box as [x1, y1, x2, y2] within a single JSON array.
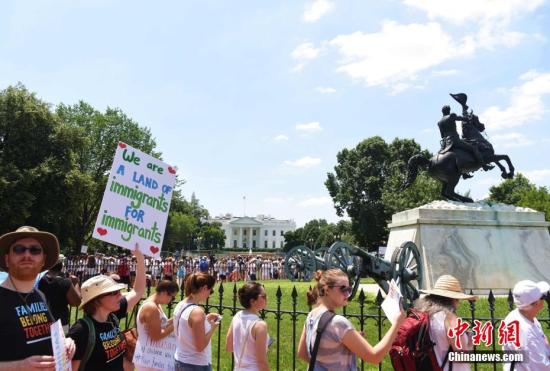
[[386, 201, 550, 291]]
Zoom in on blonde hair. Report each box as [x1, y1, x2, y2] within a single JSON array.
[[308, 269, 348, 299]]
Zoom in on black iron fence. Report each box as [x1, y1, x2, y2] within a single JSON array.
[[67, 282, 550, 371]]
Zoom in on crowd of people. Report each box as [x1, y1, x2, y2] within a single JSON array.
[[63, 253, 287, 288], [0, 225, 549, 370]]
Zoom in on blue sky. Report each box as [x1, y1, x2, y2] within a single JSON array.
[[1, 0, 549, 227]]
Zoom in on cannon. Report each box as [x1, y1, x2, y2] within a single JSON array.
[[284, 245, 329, 281], [285, 240, 423, 307]]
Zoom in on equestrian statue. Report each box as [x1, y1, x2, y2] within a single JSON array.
[[403, 93, 515, 202]]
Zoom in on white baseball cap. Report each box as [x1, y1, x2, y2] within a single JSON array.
[[512, 280, 550, 309]]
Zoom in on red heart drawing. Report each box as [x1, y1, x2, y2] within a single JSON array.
[[118, 142, 127, 148], [168, 166, 176, 174], [96, 228, 108, 236], [150, 246, 160, 254]]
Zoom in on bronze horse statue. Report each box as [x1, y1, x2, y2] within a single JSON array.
[[404, 94, 514, 203]]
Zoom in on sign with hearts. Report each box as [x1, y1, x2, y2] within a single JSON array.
[[92, 142, 177, 258]]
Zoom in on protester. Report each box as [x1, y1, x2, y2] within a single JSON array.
[[226, 282, 270, 371], [415, 274, 478, 371], [38, 257, 82, 333], [68, 245, 146, 371], [173, 273, 220, 371], [176, 260, 186, 288], [0, 226, 75, 368], [298, 269, 405, 369], [502, 280, 550, 371], [134, 280, 179, 371]]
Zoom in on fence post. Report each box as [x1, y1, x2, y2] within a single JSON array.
[[216, 283, 224, 371], [488, 290, 497, 371], [375, 290, 383, 371], [358, 289, 366, 371], [291, 286, 298, 371], [230, 283, 238, 371], [469, 289, 478, 371], [276, 286, 282, 371]]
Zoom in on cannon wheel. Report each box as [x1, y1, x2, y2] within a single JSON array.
[[315, 246, 330, 266], [284, 245, 316, 281], [390, 241, 423, 308], [325, 241, 362, 300]]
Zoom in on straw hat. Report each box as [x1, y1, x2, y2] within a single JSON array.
[[420, 275, 477, 300], [0, 226, 60, 272], [80, 275, 126, 307]]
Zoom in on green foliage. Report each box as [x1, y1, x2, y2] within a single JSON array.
[[282, 219, 353, 251], [490, 173, 550, 222], [489, 173, 536, 205], [325, 136, 439, 249]]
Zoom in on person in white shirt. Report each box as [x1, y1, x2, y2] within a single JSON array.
[[226, 282, 269, 371], [503, 280, 550, 371]]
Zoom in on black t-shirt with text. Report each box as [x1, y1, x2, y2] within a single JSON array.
[[68, 297, 128, 371], [0, 286, 55, 361], [38, 273, 71, 325]]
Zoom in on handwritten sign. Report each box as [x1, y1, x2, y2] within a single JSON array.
[[50, 320, 71, 371], [92, 142, 176, 258], [133, 333, 177, 370]]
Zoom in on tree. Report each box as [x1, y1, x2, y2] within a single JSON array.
[[489, 173, 536, 205], [326, 136, 439, 249], [0, 84, 77, 247], [56, 101, 159, 254], [199, 222, 226, 250]]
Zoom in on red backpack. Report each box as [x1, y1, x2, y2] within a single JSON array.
[[389, 308, 452, 371]]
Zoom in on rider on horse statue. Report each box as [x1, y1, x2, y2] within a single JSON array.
[[438, 93, 494, 178]]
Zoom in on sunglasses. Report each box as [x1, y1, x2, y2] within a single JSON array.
[[11, 244, 43, 255], [99, 290, 121, 298], [328, 285, 353, 296]]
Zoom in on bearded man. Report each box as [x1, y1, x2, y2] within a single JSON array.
[[0, 226, 75, 370]]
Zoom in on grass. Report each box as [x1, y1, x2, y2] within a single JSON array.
[[68, 279, 550, 371]]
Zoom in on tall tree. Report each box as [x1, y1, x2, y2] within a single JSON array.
[[0, 84, 77, 245], [489, 173, 536, 205], [56, 101, 158, 254], [325, 136, 439, 249]]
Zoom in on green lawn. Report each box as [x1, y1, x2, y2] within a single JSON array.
[[68, 279, 550, 371]]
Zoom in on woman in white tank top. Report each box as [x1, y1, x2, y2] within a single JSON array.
[[134, 280, 179, 371], [173, 273, 220, 371], [226, 282, 270, 371]]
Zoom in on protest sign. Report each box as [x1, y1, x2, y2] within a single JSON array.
[[133, 333, 177, 370], [92, 142, 176, 258], [50, 320, 71, 371], [381, 279, 403, 325]]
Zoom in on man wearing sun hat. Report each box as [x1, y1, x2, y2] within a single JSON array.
[[0, 226, 76, 368], [502, 280, 550, 370]]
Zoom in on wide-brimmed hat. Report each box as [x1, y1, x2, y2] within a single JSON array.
[[513, 280, 550, 309], [420, 275, 477, 300], [80, 275, 126, 307], [0, 226, 60, 272]]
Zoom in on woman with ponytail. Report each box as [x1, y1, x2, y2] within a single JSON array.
[[298, 269, 405, 370]]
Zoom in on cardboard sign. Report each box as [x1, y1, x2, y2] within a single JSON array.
[[381, 279, 403, 325], [133, 333, 177, 370], [50, 320, 71, 371], [92, 142, 176, 258], [81, 245, 88, 254]]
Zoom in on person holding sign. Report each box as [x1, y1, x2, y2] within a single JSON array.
[[225, 282, 270, 371], [68, 245, 146, 371], [173, 273, 220, 371], [133, 280, 179, 371], [0, 226, 76, 369], [297, 269, 405, 370]]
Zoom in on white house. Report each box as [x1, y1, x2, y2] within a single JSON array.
[[208, 214, 296, 250]]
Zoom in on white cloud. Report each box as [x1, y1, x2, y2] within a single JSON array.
[[283, 156, 322, 168], [298, 196, 333, 207], [432, 69, 459, 77], [291, 42, 320, 60], [481, 70, 550, 130], [402, 0, 545, 25], [522, 169, 550, 184], [273, 134, 289, 141], [491, 133, 535, 148], [317, 86, 337, 94], [296, 121, 322, 132], [303, 0, 335, 23], [292, 63, 306, 73], [329, 22, 469, 89]]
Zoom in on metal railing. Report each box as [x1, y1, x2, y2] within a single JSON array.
[[67, 282, 550, 371]]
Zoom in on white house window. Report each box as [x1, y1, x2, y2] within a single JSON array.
[[233, 240, 237, 248], [272, 230, 276, 236], [280, 230, 284, 236], [272, 241, 276, 248], [264, 240, 268, 248], [264, 230, 268, 236], [253, 230, 256, 236]]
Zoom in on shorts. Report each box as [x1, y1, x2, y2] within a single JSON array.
[[175, 360, 212, 371]]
